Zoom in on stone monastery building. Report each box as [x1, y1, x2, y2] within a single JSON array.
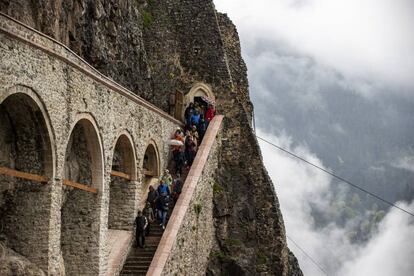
[[0, 1, 302, 275]]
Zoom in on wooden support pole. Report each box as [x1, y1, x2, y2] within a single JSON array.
[[0, 166, 48, 183], [63, 179, 98, 194], [110, 170, 131, 180]]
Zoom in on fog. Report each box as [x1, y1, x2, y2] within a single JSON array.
[[214, 0, 414, 274], [258, 131, 414, 275]]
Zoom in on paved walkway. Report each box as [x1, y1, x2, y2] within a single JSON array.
[[106, 229, 133, 276]]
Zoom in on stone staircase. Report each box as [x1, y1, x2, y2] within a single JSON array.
[[120, 224, 164, 275], [120, 133, 207, 275]]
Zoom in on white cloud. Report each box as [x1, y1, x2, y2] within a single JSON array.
[[338, 201, 414, 276], [257, 129, 414, 276], [215, 0, 414, 94], [392, 156, 414, 173]]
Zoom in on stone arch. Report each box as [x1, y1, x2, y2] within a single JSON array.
[[182, 82, 215, 120], [108, 131, 138, 230], [0, 86, 55, 272], [142, 139, 161, 187], [61, 114, 104, 275]]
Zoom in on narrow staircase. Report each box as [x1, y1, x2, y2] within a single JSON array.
[[120, 224, 164, 275], [120, 140, 192, 275]]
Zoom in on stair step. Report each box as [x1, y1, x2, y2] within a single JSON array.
[[121, 166, 189, 275]]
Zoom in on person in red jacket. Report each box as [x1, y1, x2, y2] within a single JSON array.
[[205, 104, 215, 126]]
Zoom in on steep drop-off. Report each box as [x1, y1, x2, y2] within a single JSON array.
[[1, 0, 302, 275]]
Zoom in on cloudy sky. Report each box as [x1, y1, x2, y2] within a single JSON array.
[[214, 0, 414, 275]]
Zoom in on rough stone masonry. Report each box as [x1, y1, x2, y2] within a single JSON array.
[[0, 13, 180, 274], [0, 0, 303, 275]]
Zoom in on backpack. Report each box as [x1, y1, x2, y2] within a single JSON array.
[[161, 195, 171, 211]]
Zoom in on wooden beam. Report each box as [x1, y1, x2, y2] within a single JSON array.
[[110, 170, 131, 180], [0, 166, 48, 183], [63, 179, 98, 194], [143, 170, 156, 177]]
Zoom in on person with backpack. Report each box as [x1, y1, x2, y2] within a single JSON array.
[[184, 102, 195, 129], [172, 173, 183, 204], [144, 202, 154, 236], [160, 169, 173, 190], [157, 180, 170, 196], [135, 210, 148, 248], [198, 117, 206, 142], [205, 104, 215, 126], [190, 109, 201, 128], [147, 185, 159, 218], [157, 193, 171, 230]]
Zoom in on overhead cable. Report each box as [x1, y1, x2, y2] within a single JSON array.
[[256, 135, 414, 218], [287, 235, 328, 275]]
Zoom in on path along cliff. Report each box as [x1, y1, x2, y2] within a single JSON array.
[[1, 0, 302, 275]]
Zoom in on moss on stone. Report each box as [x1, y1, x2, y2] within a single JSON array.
[[212, 182, 224, 195], [142, 10, 153, 28], [194, 203, 202, 218]]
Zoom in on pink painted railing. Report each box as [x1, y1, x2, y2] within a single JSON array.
[[146, 115, 224, 275]]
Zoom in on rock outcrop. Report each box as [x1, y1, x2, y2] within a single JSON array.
[[0, 242, 46, 276], [1, 0, 303, 275]]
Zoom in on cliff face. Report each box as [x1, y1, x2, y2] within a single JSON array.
[[1, 0, 302, 275]]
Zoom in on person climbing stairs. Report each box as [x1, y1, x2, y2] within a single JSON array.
[[120, 223, 164, 275]]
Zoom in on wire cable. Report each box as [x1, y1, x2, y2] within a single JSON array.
[[287, 235, 328, 275], [256, 135, 414, 217]]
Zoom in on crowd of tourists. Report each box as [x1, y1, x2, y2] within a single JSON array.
[[135, 101, 215, 248]]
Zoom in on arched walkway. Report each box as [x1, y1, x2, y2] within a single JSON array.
[[108, 132, 137, 230], [61, 116, 104, 275], [0, 91, 54, 271]]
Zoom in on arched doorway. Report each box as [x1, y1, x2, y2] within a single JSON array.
[[61, 116, 103, 275], [108, 133, 137, 230], [182, 83, 215, 121], [142, 141, 160, 188], [0, 91, 54, 272]]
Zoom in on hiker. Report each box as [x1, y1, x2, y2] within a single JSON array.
[[191, 109, 201, 128], [205, 104, 215, 126], [198, 117, 206, 142], [135, 210, 148, 248], [171, 130, 185, 174], [191, 125, 199, 141], [147, 185, 159, 218], [160, 169, 173, 189], [157, 193, 171, 230], [184, 102, 195, 128], [144, 202, 154, 236], [157, 180, 170, 196], [184, 132, 196, 167], [172, 173, 183, 204]]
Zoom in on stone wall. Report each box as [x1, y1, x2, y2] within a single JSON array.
[[108, 176, 136, 230], [0, 0, 304, 273], [0, 14, 181, 275], [161, 125, 220, 276]]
